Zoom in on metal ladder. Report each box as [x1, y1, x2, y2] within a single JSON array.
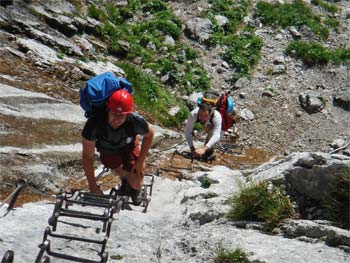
[[1, 173, 156, 263]]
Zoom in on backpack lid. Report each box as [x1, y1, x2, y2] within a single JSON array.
[[79, 71, 133, 117], [202, 91, 219, 106]]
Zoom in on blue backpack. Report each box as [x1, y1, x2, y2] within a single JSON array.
[[80, 72, 133, 118]]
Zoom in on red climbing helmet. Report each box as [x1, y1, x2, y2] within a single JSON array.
[[106, 89, 134, 114]]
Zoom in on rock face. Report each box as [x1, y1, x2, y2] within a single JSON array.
[[249, 152, 350, 201], [286, 153, 349, 201], [0, 0, 349, 155], [334, 90, 350, 111], [0, 0, 349, 262], [279, 219, 350, 253], [1, 166, 349, 263]]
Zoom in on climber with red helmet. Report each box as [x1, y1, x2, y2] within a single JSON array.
[[81, 89, 154, 205]]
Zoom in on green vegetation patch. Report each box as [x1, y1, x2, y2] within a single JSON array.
[[227, 181, 295, 232], [203, 1, 262, 83], [119, 63, 189, 128], [255, 0, 331, 39], [322, 168, 350, 229], [311, 0, 339, 14], [110, 254, 123, 260], [286, 40, 350, 66], [222, 28, 262, 83], [207, 0, 251, 36], [214, 248, 249, 263], [86, 0, 210, 126]]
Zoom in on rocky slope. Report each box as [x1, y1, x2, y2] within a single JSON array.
[[168, 0, 350, 155], [1, 158, 349, 263], [0, 0, 349, 262], [0, 0, 348, 157]]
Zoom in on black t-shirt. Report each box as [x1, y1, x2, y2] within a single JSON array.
[[82, 112, 149, 154]]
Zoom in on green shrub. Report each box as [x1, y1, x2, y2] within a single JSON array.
[[227, 181, 295, 232], [286, 40, 330, 65], [322, 168, 350, 229], [183, 46, 198, 60], [203, 1, 260, 82], [222, 29, 262, 82], [311, 0, 339, 13], [87, 4, 107, 22], [174, 66, 210, 95], [214, 248, 249, 263], [205, 0, 251, 46], [110, 254, 123, 260], [286, 40, 350, 66], [255, 0, 330, 39], [324, 17, 340, 30], [142, 0, 167, 13], [148, 18, 181, 40], [330, 47, 350, 65]]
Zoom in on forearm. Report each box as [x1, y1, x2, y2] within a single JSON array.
[[185, 131, 194, 148], [82, 155, 98, 191], [184, 117, 196, 148], [138, 125, 154, 163], [206, 112, 222, 148], [205, 131, 220, 148]]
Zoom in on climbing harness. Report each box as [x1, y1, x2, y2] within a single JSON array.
[[1, 173, 156, 263]]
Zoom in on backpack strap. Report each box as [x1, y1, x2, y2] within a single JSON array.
[[217, 93, 234, 131]]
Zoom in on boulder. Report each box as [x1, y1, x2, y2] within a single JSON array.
[[299, 91, 325, 114], [249, 152, 350, 201], [185, 17, 213, 43], [333, 90, 350, 111]]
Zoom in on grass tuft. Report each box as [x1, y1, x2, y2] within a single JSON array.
[[222, 29, 262, 83], [227, 181, 295, 232], [255, 0, 331, 39], [322, 168, 350, 229], [311, 0, 339, 14], [214, 248, 249, 263], [286, 40, 350, 66]]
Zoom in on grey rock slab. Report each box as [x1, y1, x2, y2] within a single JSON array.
[[16, 37, 61, 65], [0, 83, 85, 123], [0, 144, 82, 154], [26, 27, 83, 56], [77, 60, 125, 76], [0, 166, 348, 263]]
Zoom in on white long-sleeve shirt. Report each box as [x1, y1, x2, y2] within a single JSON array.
[[184, 108, 222, 149]]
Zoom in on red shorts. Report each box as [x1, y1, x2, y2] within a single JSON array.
[[99, 137, 140, 171]]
